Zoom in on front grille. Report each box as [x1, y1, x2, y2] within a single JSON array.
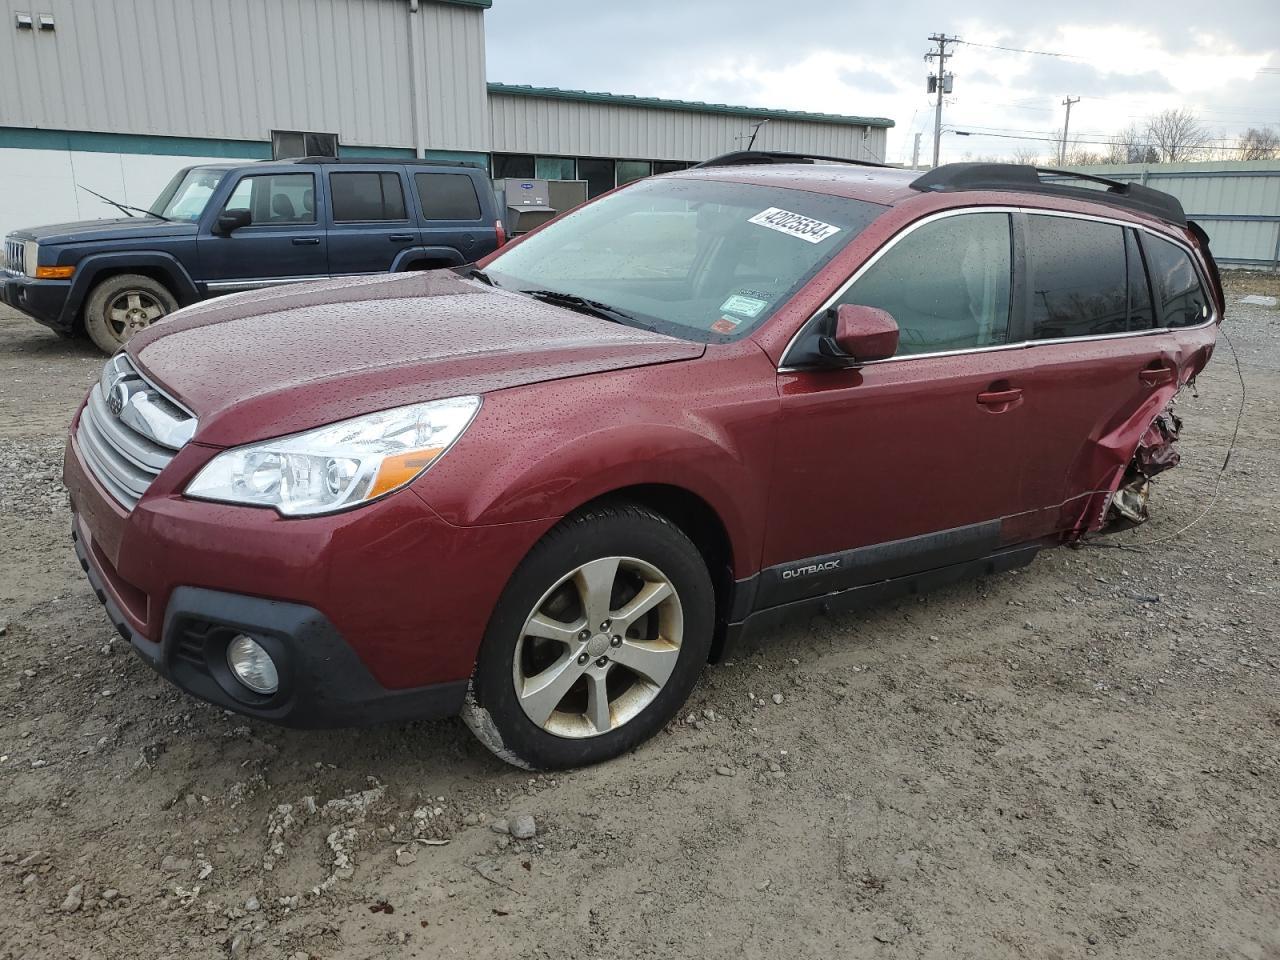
[[75, 355, 197, 510], [4, 238, 24, 274]]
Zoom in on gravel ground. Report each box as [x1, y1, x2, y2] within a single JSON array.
[[1, 276, 1278, 960]]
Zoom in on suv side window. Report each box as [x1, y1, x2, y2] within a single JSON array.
[[1142, 234, 1211, 328], [1126, 229, 1155, 331], [415, 173, 482, 221], [330, 172, 407, 222], [1026, 215, 1129, 339], [834, 212, 1011, 356], [223, 174, 316, 225]]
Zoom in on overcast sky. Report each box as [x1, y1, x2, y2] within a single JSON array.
[[485, 1, 1280, 165]]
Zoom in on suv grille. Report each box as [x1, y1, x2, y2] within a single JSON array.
[[4, 238, 24, 274], [75, 355, 197, 510]]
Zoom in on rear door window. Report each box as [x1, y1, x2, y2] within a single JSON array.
[[415, 173, 482, 221], [1026, 215, 1129, 339], [1142, 234, 1212, 328], [330, 172, 407, 222], [833, 212, 1012, 356], [1126, 229, 1155, 330]]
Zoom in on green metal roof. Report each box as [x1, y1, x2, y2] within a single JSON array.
[[487, 83, 895, 129], [436, 0, 491, 7]]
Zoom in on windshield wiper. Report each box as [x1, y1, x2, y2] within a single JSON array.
[[465, 267, 498, 287], [76, 184, 173, 222], [521, 290, 642, 327]]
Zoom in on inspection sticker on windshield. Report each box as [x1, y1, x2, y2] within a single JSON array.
[[720, 294, 768, 318], [748, 207, 842, 244]]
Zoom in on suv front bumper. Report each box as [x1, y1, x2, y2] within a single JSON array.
[[2, 274, 74, 332]]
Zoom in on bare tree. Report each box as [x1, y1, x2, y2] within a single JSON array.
[[1145, 109, 1212, 163], [1238, 127, 1280, 160], [1106, 124, 1157, 164], [1011, 146, 1041, 166]]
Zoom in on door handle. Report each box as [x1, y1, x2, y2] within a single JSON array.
[[388, 234, 414, 242], [1139, 365, 1175, 386], [291, 237, 321, 246], [976, 387, 1023, 407]]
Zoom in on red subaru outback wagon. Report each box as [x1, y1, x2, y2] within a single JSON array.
[[64, 153, 1223, 769]]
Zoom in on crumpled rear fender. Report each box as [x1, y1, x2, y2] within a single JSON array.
[[1066, 378, 1186, 540]]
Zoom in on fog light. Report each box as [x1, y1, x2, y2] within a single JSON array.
[[226, 634, 279, 695]]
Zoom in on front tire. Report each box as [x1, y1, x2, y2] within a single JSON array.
[[83, 274, 177, 353], [462, 503, 714, 770]]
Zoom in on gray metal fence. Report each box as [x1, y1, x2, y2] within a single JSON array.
[[1059, 160, 1280, 271]]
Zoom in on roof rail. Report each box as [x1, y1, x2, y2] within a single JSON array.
[[692, 150, 890, 170], [909, 163, 1186, 226], [270, 156, 483, 169]]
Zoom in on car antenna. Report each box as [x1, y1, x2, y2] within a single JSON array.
[[76, 184, 172, 222]]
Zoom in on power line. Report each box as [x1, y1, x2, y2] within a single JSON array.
[[949, 129, 1259, 152], [954, 38, 1087, 60]]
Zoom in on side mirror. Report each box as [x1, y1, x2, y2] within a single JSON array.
[[818, 304, 900, 367], [215, 208, 253, 236]]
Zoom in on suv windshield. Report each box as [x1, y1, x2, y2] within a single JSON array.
[[484, 176, 882, 342], [150, 167, 228, 222]]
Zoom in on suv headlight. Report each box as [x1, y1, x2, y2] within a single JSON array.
[[24, 240, 38, 277], [185, 397, 480, 516]]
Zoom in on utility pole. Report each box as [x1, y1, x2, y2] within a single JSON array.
[[1059, 96, 1080, 165], [911, 132, 922, 170], [926, 33, 957, 168]]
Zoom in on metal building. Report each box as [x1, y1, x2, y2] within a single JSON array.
[[0, 0, 893, 237]]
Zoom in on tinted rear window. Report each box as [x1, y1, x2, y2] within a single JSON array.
[[1126, 229, 1155, 330], [1143, 234, 1211, 328], [1027, 215, 1129, 339], [331, 172, 407, 222], [415, 173, 482, 221]]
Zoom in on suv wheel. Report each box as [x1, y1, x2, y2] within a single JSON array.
[[84, 274, 178, 353], [462, 503, 714, 769]]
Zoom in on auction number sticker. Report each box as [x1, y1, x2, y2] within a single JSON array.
[[748, 207, 842, 244], [720, 294, 768, 318]]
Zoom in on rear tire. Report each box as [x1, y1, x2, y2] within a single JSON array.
[[83, 274, 177, 354], [462, 502, 714, 770]]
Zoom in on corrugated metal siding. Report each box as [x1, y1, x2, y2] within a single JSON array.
[[0, 0, 487, 151], [489, 93, 888, 163], [416, 1, 490, 152], [1060, 160, 1280, 268]]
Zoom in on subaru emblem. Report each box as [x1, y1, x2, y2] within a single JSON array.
[[108, 381, 129, 417]]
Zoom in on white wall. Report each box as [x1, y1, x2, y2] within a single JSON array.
[[0, 149, 239, 239]]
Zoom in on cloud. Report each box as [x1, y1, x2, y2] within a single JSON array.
[[838, 69, 899, 95]]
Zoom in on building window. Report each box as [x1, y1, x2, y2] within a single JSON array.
[[654, 161, 691, 175], [577, 158, 616, 199], [271, 130, 338, 160], [616, 161, 652, 186], [330, 172, 407, 222], [415, 173, 482, 221], [493, 154, 536, 179], [535, 157, 576, 181]]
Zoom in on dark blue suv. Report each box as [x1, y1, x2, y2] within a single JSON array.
[[2, 158, 505, 352]]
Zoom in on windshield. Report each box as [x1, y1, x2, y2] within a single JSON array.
[[483, 176, 883, 342], [150, 167, 228, 222]]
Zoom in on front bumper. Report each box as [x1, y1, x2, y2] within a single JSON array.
[[73, 525, 467, 726], [64, 413, 555, 727], [2, 273, 74, 332]]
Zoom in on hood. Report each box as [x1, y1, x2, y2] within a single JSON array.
[[9, 217, 197, 244], [128, 271, 704, 447]]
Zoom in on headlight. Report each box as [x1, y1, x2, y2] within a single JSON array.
[[24, 240, 38, 277], [185, 396, 480, 516]]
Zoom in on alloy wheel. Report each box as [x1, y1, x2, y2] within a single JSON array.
[[107, 290, 166, 342], [512, 556, 684, 739]]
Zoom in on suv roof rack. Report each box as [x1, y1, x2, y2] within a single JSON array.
[[271, 156, 483, 169], [909, 163, 1186, 227], [692, 150, 890, 170]]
